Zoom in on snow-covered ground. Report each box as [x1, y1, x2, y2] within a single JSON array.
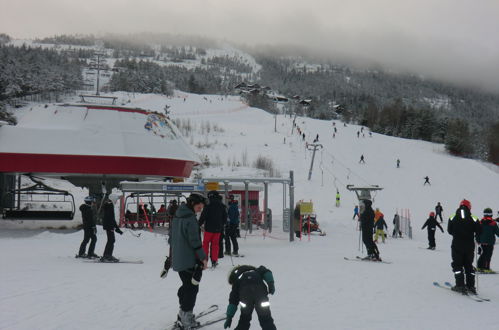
[[1, 91, 499, 329]]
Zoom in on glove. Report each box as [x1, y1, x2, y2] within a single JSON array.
[[160, 256, 171, 279], [224, 318, 232, 329], [116, 228, 123, 235], [267, 281, 275, 295]]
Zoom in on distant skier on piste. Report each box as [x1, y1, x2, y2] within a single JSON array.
[[476, 208, 499, 273], [359, 155, 365, 164], [335, 190, 340, 207], [101, 194, 123, 263], [169, 193, 208, 330], [421, 212, 444, 250], [224, 265, 276, 330], [424, 176, 431, 186], [353, 205, 360, 220], [199, 190, 227, 268], [447, 199, 481, 294], [77, 196, 98, 258], [392, 213, 402, 238], [435, 202, 444, 222], [360, 200, 381, 261]]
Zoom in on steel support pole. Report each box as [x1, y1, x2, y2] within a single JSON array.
[[264, 181, 269, 231], [289, 171, 294, 242], [245, 181, 250, 233]]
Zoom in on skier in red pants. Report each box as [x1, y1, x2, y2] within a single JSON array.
[[199, 190, 227, 268]]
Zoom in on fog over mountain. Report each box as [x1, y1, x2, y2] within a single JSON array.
[[1, 0, 498, 92]]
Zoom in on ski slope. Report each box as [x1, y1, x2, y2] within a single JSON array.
[[1, 91, 499, 330]]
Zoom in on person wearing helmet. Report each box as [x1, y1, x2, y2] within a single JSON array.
[[224, 265, 276, 330], [447, 199, 481, 294], [199, 190, 227, 268], [360, 200, 381, 261], [374, 210, 387, 243], [421, 211, 444, 250], [101, 194, 123, 263], [77, 196, 98, 258], [476, 208, 499, 273], [169, 193, 208, 330]]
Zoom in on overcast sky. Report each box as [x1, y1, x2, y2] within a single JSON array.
[[1, 0, 498, 91]]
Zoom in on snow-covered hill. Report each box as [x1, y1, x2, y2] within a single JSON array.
[[1, 91, 499, 329]]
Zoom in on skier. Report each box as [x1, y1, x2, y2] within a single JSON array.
[[314, 134, 319, 142], [302, 133, 305, 141], [421, 212, 444, 249], [374, 212, 388, 243], [224, 265, 276, 330], [392, 213, 402, 238], [77, 196, 98, 258], [169, 193, 208, 330], [447, 199, 481, 294], [225, 199, 240, 256], [424, 176, 431, 186], [476, 208, 499, 273], [352, 205, 360, 220], [435, 202, 444, 223], [359, 155, 365, 164], [396, 159, 400, 168], [101, 194, 123, 262], [199, 190, 227, 268], [360, 200, 381, 261], [293, 203, 301, 239], [335, 190, 340, 207], [357, 131, 360, 138]]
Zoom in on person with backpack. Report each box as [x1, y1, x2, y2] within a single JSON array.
[[224, 265, 276, 330], [476, 208, 499, 273], [225, 199, 240, 256], [447, 199, 481, 294], [199, 190, 227, 268], [421, 212, 444, 250], [77, 196, 98, 258], [169, 193, 208, 330]]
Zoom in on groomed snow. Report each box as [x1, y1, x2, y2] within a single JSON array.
[[1, 91, 499, 329]]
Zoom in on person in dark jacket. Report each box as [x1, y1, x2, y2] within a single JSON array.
[[224, 265, 276, 330], [435, 202, 444, 223], [476, 208, 499, 273], [225, 199, 240, 256], [392, 213, 402, 238], [360, 200, 380, 261], [169, 193, 208, 330], [293, 204, 301, 239], [77, 196, 98, 258], [374, 213, 388, 243], [101, 194, 123, 262], [447, 199, 481, 294], [421, 212, 444, 249], [199, 191, 227, 267]]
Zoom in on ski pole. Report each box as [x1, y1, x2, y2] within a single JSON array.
[[475, 242, 479, 292]]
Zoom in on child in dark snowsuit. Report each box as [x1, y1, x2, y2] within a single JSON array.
[[224, 265, 276, 330], [476, 208, 499, 273], [421, 212, 444, 249]]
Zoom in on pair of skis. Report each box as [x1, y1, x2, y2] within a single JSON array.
[[75, 255, 143, 264], [169, 305, 226, 329], [344, 256, 392, 264], [433, 282, 490, 302]]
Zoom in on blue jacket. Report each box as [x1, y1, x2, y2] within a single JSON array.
[[228, 203, 240, 225]]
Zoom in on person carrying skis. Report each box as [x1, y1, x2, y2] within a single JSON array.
[[335, 190, 341, 207], [421, 212, 444, 250], [435, 202, 444, 222], [360, 200, 381, 261], [224, 265, 276, 330], [353, 205, 360, 220], [392, 213, 402, 238], [424, 176, 431, 186], [169, 193, 208, 330], [374, 212, 388, 243], [101, 194, 123, 262], [225, 199, 240, 256], [476, 208, 499, 273], [199, 190, 227, 268], [447, 199, 481, 294], [77, 196, 98, 258]]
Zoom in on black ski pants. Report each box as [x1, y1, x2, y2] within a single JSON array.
[[178, 269, 200, 312], [451, 243, 475, 287], [477, 244, 494, 270], [103, 230, 115, 257], [436, 212, 443, 222], [235, 284, 276, 330], [427, 229, 436, 248], [362, 227, 378, 257], [225, 224, 239, 254], [79, 227, 97, 256]]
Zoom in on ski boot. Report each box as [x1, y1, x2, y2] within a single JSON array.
[[451, 286, 467, 295], [76, 253, 87, 258], [211, 260, 218, 268], [466, 286, 477, 295], [177, 310, 200, 330], [87, 253, 100, 259], [100, 256, 119, 263]]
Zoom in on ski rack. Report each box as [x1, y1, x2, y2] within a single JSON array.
[[2, 176, 75, 220]]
